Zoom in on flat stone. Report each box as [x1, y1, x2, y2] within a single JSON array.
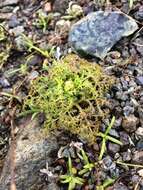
[[0, 118, 60, 190], [69, 11, 138, 59]]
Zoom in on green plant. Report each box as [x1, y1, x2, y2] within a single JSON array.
[[62, 3, 84, 20], [97, 178, 115, 190], [98, 116, 123, 160], [116, 161, 143, 168], [4, 64, 28, 76], [0, 25, 11, 69], [33, 11, 53, 32], [60, 156, 84, 190], [22, 34, 55, 58], [78, 149, 95, 175], [24, 54, 113, 143]]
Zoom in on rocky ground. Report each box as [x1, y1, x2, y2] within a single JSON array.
[[0, 0, 143, 190]]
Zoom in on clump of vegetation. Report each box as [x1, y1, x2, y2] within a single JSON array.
[[24, 54, 114, 143], [0, 25, 11, 69], [33, 10, 53, 32]]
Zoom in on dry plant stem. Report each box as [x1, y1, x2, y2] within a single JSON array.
[[10, 107, 17, 190]]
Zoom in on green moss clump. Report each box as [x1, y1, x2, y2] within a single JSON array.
[[24, 54, 114, 143], [0, 25, 11, 69]]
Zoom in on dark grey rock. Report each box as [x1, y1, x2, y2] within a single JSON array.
[[137, 140, 143, 150], [123, 106, 134, 116], [108, 142, 120, 154], [122, 150, 132, 161], [119, 131, 130, 145], [8, 15, 20, 28], [135, 6, 143, 21], [136, 76, 143, 86], [109, 129, 119, 138], [134, 38, 143, 56], [122, 115, 139, 133], [132, 151, 143, 164], [0, 118, 60, 190], [0, 77, 10, 88], [69, 11, 138, 59]]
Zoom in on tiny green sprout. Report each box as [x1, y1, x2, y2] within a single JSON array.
[[60, 156, 84, 190], [97, 178, 115, 190], [4, 64, 28, 77], [98, 116, 123, 160], [34, 11, 53, 32], [22, 34, 55, 58], [62, 3, 84, 20], [78, 149, 95, 175]]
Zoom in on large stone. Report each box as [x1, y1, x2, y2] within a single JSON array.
[[69, 11, 138, 59], [0, 118, 60, 190]]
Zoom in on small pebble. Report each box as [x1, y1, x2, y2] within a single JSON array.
[[122, 115, 139, 133], [108, 142, 120, 154]]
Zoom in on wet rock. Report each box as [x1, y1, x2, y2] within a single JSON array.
[[0, 118, 60, 190], [132, 151, 143, 164], [108, 142, 120, 154], [122, 115, 139, 133], [136, 76, 143, 86], [69, 11, 138, 59], [0, 0, 19, 8]]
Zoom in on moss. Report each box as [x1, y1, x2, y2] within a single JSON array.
[[24, 54, 114, 143], [0, 25, 11, 69]]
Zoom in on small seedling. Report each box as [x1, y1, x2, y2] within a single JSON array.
[[22, 34, 55, 58], [33, 11, 53, 32], [60, 156, 84, 190], [62, 3, 83, 20], [98, 116, 123, 160], [97, 178, 115, 190], [78, 149, 95, 175]]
